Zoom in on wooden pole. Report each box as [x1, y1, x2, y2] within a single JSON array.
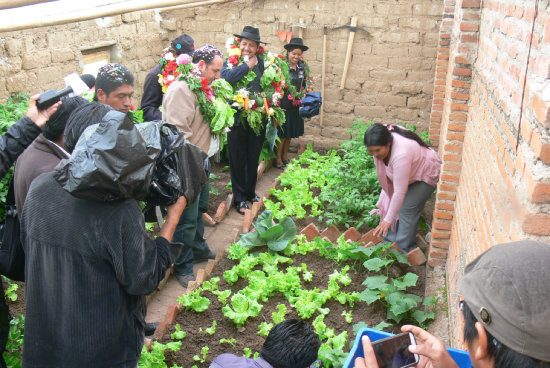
[[0, 0, 233, 32], [0, 0, 56, 10], [320, 25, 328, 128], [340, 16, 357, 90]]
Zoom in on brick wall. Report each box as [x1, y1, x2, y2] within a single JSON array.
[[428, 0, 550, 346], [0, 0, 443, 145]]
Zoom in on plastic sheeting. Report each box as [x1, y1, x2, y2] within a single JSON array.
[[54, 111, 207, 205], [299, 92, 323, 119]]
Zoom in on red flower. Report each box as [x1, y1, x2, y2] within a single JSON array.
[[130, 104, 135, 110], [275, 86, 281, 93], [200, 78, 208, 88], [257, 46, 265, 55], [164, 60, 178, 74], [228, 55, 239, 66], [231, 44, 238, 49], [278, 54, 284, 59]]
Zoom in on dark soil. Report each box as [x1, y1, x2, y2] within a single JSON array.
[[162, 247, 426, 367], [208, 160, 232, 216], [2, 280, 25, 317]]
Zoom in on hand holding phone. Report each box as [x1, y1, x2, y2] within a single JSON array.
[[354, 333, 419, 368]]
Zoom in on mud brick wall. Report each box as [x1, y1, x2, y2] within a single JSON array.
[[0, 0, 443, 145], [428, 0, 550, 346]]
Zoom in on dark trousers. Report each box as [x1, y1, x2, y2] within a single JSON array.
[[173, 179, 211, 276], [0, 278, 9, 368], [227, 122, 265, 203]]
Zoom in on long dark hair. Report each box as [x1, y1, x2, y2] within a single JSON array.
[[364, 123, 430, 149]]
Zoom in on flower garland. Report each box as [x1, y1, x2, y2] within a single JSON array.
[[224, 37, 288, 135], [169, 53, 236, 136], [285, 61, 313, 107], [158, 48, 181, 93]]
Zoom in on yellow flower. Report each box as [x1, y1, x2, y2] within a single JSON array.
[[380, 292, 386, 298], [230, 48, 241, 57], [234, 95, 244, 105]]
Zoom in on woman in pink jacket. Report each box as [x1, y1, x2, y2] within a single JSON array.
[[364, 123, 441, 255]]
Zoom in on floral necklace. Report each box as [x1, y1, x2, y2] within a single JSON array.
[[158, 48, 181, 93], [170, 53, 235, 136], [285, 61, 312, 106], [224, 37, 289, 135]]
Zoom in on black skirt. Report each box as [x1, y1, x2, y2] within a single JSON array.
[[278, 108, 304, 138]]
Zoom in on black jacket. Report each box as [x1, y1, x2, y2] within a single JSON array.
[[21, 172, 173, 367], [0, 116, 42, 178], [140, 65, 164, 122]]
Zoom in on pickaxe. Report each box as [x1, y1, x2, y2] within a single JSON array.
[[334, 17, 371, 89]]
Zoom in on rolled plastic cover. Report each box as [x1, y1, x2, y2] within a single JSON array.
[[54, 110, 161, 201], [299, 92, 323, 119]]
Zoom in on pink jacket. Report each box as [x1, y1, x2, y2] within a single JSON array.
[[372, 132, 441, 229]]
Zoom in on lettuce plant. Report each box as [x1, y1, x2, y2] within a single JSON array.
[[237, 210, 297, 252], [222, 292, 263, 328]]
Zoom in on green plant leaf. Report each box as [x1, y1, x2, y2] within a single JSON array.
[[237, 231, 263, 248], [422, 296, 439, 306], [254, 210, 273, 234], [358, 288, 381, 304], [392, 272, 419, 290], [363, 257, 393, 272], [353, 321, 369, 335], [373, 321, 393, 331], [260, 224, 284, 240], [362, 275, 389, 290], [412, 310, 435, 325]]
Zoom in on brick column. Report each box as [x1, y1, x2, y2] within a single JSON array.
[[428, 0, 482, 266]]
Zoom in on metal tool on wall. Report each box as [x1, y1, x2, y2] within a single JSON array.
[[334, 16, 371, 89]]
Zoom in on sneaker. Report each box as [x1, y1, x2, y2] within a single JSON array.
[[194, 249, 217, 263], [175, 274, 195, 288]]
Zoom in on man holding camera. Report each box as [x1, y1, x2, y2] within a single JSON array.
[[355, 240, 550, 368]]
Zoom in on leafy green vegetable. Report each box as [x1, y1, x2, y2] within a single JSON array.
[[170, 324, 187, 340], [222, 292, 263, 327], [178, 289, 210, 312], [193, 346, 209, 363], [271, 304, 287, 324], [139, 341, 182, 368], [237, 210, 296, 252], [258, 322, 273, 337], [243, 347, 253, 358]]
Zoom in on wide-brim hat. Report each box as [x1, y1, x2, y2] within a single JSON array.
[[233, 26, 266, 44], [284, 37, 309, 52]]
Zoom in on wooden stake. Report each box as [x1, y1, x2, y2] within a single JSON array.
[[340, 16, 358, 90], [320, 25, 328, 128]]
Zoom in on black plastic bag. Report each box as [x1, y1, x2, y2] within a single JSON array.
[[53, 111, 161, 201], [140, 122, 207, 206]]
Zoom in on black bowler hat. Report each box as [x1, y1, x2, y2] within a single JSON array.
[[171, 34, 195, 56], [284, 38, 309, 52], [233, 26, 266, 44]]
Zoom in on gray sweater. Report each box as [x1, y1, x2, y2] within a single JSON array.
[[21, 172, 172, 367]]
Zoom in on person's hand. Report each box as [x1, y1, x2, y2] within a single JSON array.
[[401, 325, 459, 368], [159, 196, 188, 242], [246, 55, 258, 69], [353, 336, 379, 368], [373, 220, 391, 238], [26, 94, 62, 127]]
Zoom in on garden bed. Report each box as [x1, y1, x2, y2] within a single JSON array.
[[207, 160, 232, 217], [152, 225, 434, 368]]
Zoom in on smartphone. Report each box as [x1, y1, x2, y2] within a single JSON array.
[[370, 332, 419, 368]]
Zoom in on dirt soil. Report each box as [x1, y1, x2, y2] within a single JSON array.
[[3, 280, 25, 317], [162, 247, 426, 367], [208, 160, 232, 216]]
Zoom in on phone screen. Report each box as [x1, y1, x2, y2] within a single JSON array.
[[371, 333, 418, 368]]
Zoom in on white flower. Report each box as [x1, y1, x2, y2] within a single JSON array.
[[225, 37, 235, 51], [237, 88, 249, 98], [243, 55, 249, 63], [167, 74, 175, 81], [164, 52, 175, 61], [272, 92, 282, 103]]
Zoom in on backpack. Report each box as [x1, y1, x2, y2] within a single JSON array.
[[0, 178, 24, 281]]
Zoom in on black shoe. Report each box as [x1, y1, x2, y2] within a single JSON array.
[[144, 322, 158, 336], [247, 194, 261, 203], [236, 201, 249, 215], [194, 249, 217, 263]]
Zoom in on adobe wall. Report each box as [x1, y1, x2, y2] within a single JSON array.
[[0, 0, 443, 146], [427, 0, 550, 346]]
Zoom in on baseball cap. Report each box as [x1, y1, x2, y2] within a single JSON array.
[[171, 34, 194, 56], [459, 240, 550, 361]]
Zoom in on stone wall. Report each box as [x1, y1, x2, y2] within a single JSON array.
[[0, 0, 443, 145], [427, 0, 550, 347]]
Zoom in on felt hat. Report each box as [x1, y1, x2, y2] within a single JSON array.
[[459, 240, 550, 361], [284, 37, 309, 52], [233, 26, 266, 44], [171, 34, 195, 56]]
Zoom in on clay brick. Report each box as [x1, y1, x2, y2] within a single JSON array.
[[359, 229, 383, 245], [300, 223, 320, 242], [453, 67, 472, 76], [152, 321, 168, 341], [436, 202, 455, 211], [164, 304, 179, 325], [213, 202, 228, 223], [242, 209, 253, 233], [433, 220, 452, 231], [343, 227, 362, 242], [522, 213, 550, 235], [429, 247, 448, 259], [408, 247, 427, 266], [461, 0, 481, 8], [434, 210, 453, 220], [203, 213, 216, 227], [230, 228, 240, 244], [187, 281, 199, 292], [251, 201, 261, 219], [205, 259, 217, 275], [320, 225, 341, 243], [196, 269, 207, 284], [257, 161, 265, 180], [432, 230, 451, 239], [430, 240, 450, 249], [532, 92, 550, 126], [428, 256, 446, 267]]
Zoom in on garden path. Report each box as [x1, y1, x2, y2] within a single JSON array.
[[145, 162, 283, 326]]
